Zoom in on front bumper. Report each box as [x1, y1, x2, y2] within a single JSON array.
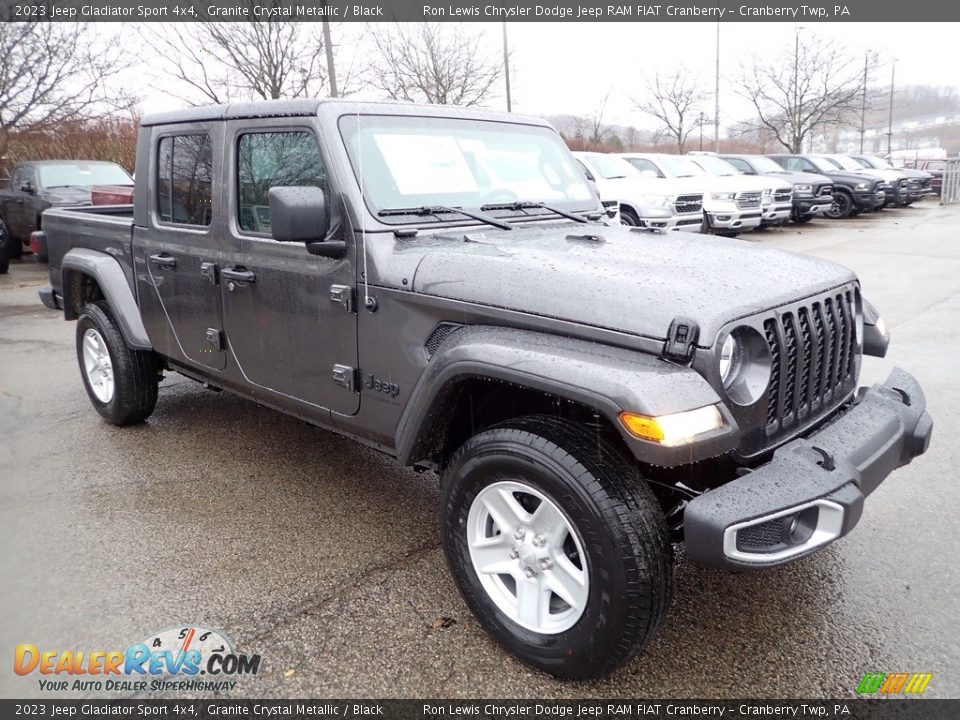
[[639, 208, 703, 231], [854, 190, 886, 210], [794, 197, 832, 216], [761, 201, 793, 225], [706, 210, 762, 232], [684, 368, 932, 571]]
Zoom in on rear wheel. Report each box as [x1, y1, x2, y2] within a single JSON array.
[[76, 301, 159, 425], [441, 415, 672, 679], [0, 225, 9, 274]]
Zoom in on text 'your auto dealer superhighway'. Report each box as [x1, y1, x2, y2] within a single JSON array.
[[424, 4, 843, 18]]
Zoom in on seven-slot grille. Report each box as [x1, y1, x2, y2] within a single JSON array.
[[772, 188, 792, 203], [762, 287, 859, 438], [736, 191, 762, 209], [675, 193, 703, 214]]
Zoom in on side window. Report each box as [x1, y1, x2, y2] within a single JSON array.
[[157, 134, 213, 226], [726, 158, 752, 174], [237, 131, 327, 234], [13, 166, 34, 190]]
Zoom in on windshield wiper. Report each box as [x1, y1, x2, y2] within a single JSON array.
[[377, 205, 513, 231], [480, 201, 591, 224]]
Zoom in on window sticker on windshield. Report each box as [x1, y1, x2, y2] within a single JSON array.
[[373, 134, 479, 195]]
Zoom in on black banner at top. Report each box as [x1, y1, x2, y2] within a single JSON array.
[[2, 0, 960, 22]]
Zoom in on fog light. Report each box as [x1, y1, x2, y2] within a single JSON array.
[[619, 406, 723, 446]]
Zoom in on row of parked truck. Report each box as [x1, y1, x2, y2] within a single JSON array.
[[573, 151, 938, 236]]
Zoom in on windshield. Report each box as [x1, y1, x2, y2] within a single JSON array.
[[691, 155, 740, 176], [583, 154, 639, 180], [746, 156, 785, 174], [38, 163, 132, 188], [657, 155, 704, 178], [827, 155, 864, 172], [338, 115, 595, 222], [862, 155, 892, 170], [809, 156, 841, 172]]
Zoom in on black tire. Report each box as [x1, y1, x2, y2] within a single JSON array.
[[7, 235, 22, 259], [0, 227, 9, 275], [700, 214, 711, 234], [619, 207, 640, 227], [441, 415, 672, 679], [825, 190, 853, 219], [76, 301, 159, 425], [793, 212, 813, 225]]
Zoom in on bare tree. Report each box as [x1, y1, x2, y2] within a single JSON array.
[[140, 12, 361, 105], [738, 34, 874, 153], [586, 90, 614, 149], [368, 23, 502, 107], [634, 69, 706, 154], [0, 20, 131, 162]]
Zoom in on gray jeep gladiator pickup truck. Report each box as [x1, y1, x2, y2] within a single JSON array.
[[38, 100, 933, 679]]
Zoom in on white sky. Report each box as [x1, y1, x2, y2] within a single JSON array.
[[123, 21, 958, 131]]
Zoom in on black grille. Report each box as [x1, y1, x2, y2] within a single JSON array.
[[762, 287, 859, 439], [816, 184, 833, 197], [737, 518, 784, 550], [773, 188, 792, 202], [674, 194, 703, 214], [424, 323, 463, 357], [736, 191, 762, 209]]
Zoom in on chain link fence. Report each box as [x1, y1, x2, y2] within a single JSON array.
[[942, 159, 960, 204]]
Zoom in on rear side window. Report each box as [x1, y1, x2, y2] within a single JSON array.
[[157, 134, 213, 226], [236, 131, 327, 234]]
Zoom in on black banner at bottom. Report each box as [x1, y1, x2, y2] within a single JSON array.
[[2, 700, 959, 720]]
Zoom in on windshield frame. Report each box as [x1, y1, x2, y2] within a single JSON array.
[[690, 155, 741, 176], [825, 155, 865, 172], [337, 113, 599, 226], [808, 156, 841, 173], [744, 156, 786, 174], [656, 155, 705, 178]]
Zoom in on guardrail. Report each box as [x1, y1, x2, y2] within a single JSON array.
[[942, 159, 960, 204]]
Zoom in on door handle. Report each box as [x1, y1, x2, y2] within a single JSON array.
[[222, 267, 256, 284], [149, 253, 177, 269]]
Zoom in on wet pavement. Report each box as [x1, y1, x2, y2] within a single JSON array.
[[1, 204, 958, 699]]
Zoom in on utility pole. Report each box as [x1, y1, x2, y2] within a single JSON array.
[[859, 52, 870, 153], [887, 59, 897, 158], [713, 22, 720, 152], [502, 22, 512, 112], [322, 20, 337, 98], [793, 27, 803, 152], [699, 112, 707, 151]]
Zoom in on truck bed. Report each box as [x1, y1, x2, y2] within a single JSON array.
[[42, 204, 135, 301]]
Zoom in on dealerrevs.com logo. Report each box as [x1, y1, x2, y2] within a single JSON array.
[[14, 625, 261, 693], [856, 672, 933, 695]]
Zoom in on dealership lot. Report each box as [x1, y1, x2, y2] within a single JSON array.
[[1, 205, 958, 699]]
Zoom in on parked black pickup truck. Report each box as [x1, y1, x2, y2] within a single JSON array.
[[768, 154, 886, 219], [0, 160, 133, 261], [720, 154, 833, 224], [38, 100, 932, 679], [852, 154, 935, 203]]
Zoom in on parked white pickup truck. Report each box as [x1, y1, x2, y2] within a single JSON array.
[[620, 153, 767, 236], [573, 152, 703, 230], [689, 154, 794, 228]]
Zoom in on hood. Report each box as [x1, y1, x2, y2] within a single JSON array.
[[410, 222, 855, 342], [755, 174, 795, 192], [764, 170, 831, 185], [819, 169, 881, 186], [898, 168, 932, 180], [694, 174, 768, 193], [42, 186, 93, 206], [596, 175, 705, 203], [851, 168, 904, 183]]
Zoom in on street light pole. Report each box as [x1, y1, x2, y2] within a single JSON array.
[[887, 59, 897, 157], [322, 20, 337, 98], [859, 52, 870, 154], [713, 22, 720, 152], [793, 27, 802, 152], [502, 22, 512, 112]]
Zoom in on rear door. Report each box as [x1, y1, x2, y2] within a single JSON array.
[[218, 119, 359, 415], [134, 124, 226, 371]]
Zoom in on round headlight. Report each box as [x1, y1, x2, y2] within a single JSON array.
[[719, 334, 742, 387]]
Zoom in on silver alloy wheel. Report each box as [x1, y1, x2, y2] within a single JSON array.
[[467, 480, 589, 634], [82, 328, 115, 404]]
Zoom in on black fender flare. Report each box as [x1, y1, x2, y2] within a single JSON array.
[[394, 326, 736, 467], [61, 248, 152, 350]]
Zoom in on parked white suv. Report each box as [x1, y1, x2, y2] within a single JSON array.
[[573, 152, 703, 230], [620, 153, 768, 236], [688, 154, 794, 228]]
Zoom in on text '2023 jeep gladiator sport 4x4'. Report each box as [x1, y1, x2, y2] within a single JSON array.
[[39, 100, 933, 679]]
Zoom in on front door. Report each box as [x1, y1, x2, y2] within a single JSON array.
[[5, 166, 35, 242], [219, 122, 359, 415], [134, 127, 225, 371]]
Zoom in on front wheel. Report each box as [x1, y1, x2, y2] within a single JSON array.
[[441, 416, 672, 679], [76, 301, 159, 425], [825, 191, 853, 219], [619, 207, 640, 226]]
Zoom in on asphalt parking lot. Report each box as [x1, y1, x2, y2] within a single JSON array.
[[1, 204, 958, 700]]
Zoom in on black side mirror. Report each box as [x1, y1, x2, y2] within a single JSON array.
[[20, 182, 34, 194], [268, 186, 344, 259]]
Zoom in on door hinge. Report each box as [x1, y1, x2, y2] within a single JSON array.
[[200, 262, 219, 285], [332, 364, 358, 392], [205, 328, 224, 352], [329, 284, 355, 313]]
